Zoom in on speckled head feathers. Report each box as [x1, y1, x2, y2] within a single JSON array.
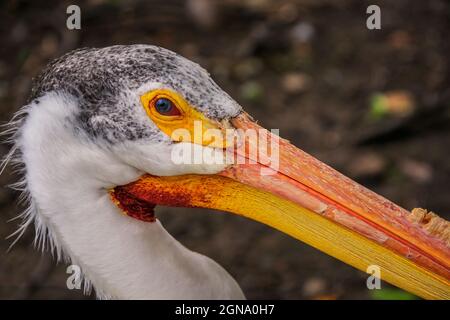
[[29, 45, 242, 142]]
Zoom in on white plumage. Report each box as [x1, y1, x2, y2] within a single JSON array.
[[11, 91, 244, 299]]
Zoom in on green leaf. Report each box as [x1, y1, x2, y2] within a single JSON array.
[[369, 94, 388, 119]]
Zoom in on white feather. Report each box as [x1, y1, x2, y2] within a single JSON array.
[[2, 91, 244, 299]]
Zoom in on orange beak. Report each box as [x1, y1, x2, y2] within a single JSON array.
[[113, 112, 450, 299]]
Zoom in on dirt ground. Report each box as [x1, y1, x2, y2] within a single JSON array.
[[0, 0, 449, 299]]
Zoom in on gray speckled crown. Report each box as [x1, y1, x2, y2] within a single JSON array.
[[29, 45, 241, 142]]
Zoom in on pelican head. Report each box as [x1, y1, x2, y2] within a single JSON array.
[[4, 45, 449, 299]]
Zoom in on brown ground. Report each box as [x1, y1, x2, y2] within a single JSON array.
[[0, 0, 449, 299]]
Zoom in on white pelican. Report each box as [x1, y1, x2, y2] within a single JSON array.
[[2, 45, 449, 299]]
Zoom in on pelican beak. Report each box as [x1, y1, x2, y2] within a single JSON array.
[[113, 112, 450, 299]]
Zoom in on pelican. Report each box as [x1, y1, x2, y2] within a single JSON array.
[[2, 45, 449, 299]]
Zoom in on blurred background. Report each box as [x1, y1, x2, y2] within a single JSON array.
[[0, 0, 449, 299]]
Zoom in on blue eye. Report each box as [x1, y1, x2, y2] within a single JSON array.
[[155, 98, 173, 114], [152, 97, 182, 116]]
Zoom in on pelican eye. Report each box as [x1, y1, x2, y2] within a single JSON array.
[[153, 97, 181, 116]]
